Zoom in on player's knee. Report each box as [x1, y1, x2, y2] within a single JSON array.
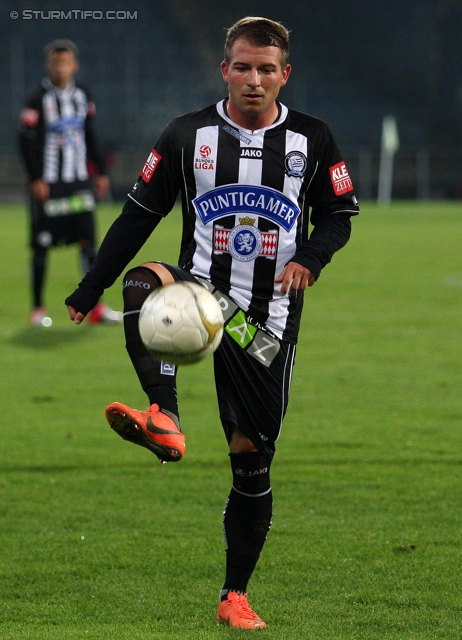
[[229, 452, 272, 496], [122, 266, 162, 310]]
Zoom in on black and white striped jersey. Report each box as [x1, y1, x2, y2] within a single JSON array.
[[126, 99, 358, 342], [19, 78, 106, 184]]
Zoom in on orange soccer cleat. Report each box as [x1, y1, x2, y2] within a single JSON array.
[[105, 402, 185, 463], [217, 592, 266, 630]]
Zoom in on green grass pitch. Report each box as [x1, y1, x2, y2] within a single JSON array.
[[0, 200, 461, 639]]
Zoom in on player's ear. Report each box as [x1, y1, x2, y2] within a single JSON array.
[[221, 60, 229, 84], [280, 63, 291, 87]]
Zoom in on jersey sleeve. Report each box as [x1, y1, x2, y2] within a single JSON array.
[[291, 122, 359, 278], [127, 118, 183, 216], [65, 120, 184, 309], [80, 84, 107, 176], [18, 90, 44, 181]]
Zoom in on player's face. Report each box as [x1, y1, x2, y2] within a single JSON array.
[[46, 51, 79, 89], [221, 38, 291, 130]]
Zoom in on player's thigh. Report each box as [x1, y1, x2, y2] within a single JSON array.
[[140, 262, 199, 286], [213, 331, 296, 459]]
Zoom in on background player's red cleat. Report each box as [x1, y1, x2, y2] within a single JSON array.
[[105, 402, 185, 462], [88, 302, 122, 324]]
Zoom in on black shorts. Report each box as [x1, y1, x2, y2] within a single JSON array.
[[157, 262, 296, 460], [29, 180, 96, 249]]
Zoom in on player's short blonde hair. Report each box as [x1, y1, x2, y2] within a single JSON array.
[[224, 17, 290, 67]]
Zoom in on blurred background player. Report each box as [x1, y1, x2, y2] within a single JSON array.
[[18, 39, 121, 326]]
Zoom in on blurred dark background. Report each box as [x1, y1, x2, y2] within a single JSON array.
[[2, 0, 461, 200]]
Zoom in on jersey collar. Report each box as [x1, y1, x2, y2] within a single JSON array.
[[217, 99, 288, 134], [42, 76, 76, 96]]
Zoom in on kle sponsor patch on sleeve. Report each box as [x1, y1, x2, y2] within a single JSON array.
[[141, 149, 162, 182], [329, 161, 354, 195]]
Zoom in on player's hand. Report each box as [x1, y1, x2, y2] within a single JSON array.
[[30, 178, 49, 202], [67, 305, 86, 325], [275, 262, 315, 296], [93, 175, 110, 199]]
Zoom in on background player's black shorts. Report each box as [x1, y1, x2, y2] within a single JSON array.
[[157, 262, 297, 460], [29, 179, 96, 249]]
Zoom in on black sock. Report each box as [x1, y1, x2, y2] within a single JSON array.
[[122, 266, 179, 417], [31, 247, 48, 308], [222, 452, 273, 594]]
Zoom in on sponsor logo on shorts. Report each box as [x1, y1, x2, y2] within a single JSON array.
[[161, 362, 176, 376], [43, 191, 95, 217], [141, 149, 162, 182], [330, 161, 354, 195], [199, 283, 281, 367]]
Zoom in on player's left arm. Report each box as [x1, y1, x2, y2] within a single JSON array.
[[83, 89, 110, 197], [280, 122, 359, 290], [275, 213, 350, 295]]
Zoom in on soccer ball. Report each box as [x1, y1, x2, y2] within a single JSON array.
[[139, 282, 224, 365]]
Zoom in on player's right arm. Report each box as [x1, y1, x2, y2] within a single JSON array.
[[65, 198, 164, 321], [65, 120, 183, 323]]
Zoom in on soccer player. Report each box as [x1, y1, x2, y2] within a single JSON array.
[[18, 39, 121, 326], [66, 17, 359, 629]]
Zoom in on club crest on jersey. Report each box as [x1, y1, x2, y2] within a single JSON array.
[[285, 151, 307, 178], [330, 161, 354, 195], [193, 184, 300, 232], [214, 217, 278, 262], [141, 149, 162, 182]]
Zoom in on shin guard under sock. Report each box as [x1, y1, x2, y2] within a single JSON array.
[[222, 452, 273, 594], [122, 266, 179, 416]]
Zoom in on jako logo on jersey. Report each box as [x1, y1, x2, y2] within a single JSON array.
[[285, 151, 307, 178], [240, 148, 263, 159], [330, 161, 354, 195], [141, 149, 162, 182], [193, 185, 300, 232], [199, 145, 211, 157]]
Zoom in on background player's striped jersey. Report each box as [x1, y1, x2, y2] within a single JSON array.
[[19, 78, 105, 184], [129, 100, 359, 342]]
